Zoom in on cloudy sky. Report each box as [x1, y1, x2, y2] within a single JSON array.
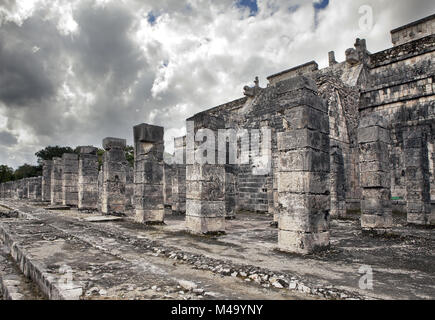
[[0, 0, 433, 168]]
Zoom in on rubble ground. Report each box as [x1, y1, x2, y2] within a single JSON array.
[[1, 200, 434, 300]]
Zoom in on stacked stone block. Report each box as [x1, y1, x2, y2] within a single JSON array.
[[22, 178, 28, 199], [101, 137, 127, 215], [185, 114, 226, 234], [28, 177, 42, 200], [277, 76, 331, 254], [358, 115, 393, 231], [41, 160, 52, 202], [330, 145, 347, 218], [133, 124, 165, 224], [97, 170, 103, 212], [78, 146, 99, 211], [51, 157, 63, 205], [172, 136, 187, 214], [403, 126, 431, 225], [62, 153, 79, 207]]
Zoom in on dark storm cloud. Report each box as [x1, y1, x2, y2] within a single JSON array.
[[0, 130, 17, 146]]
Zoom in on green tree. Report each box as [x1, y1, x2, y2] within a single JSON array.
[[97, 148, 105, 170], [35, 146, 75, 165], [0, 165, 14, 183], [13, 164, 42, 180]]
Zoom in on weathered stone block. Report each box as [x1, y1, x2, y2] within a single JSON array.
[[278, 171, 329, 194], [283, 106, 329, 134], [358, 126, 390, 144]]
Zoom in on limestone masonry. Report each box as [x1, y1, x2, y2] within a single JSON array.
[[1, 15, 434, 259]]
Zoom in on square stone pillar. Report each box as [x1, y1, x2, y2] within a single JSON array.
[[102, 137, 127, 215], [51, 157, 63, 205], [28, 177, 42, 200], [42, 160, 52, 202], [125, 166, 135, 210], [185, 114, 226, 234], [78, 146, 99, 211], [403, 126, 431, 225], [62, 153, 79, 207], [172, 136, 187, 215], [133, 124, 165, 224], [358, 115, 393, 231], [277, 76, 330, 254], [97, 170, 103, 212], [330, 145, 347, 218], [22, 178, 28, 199]]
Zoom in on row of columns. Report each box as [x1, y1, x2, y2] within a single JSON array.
[[0, 79, 432, 255]]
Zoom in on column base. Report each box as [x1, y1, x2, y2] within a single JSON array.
[[278, 230, 330, 255]]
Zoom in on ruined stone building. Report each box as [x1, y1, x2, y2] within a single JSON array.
[[1, 14, 434, 255]]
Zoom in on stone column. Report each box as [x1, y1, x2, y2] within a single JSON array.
[[51, 157, 63, 205], [185, 114, 226, 234], [62, 153, 79, 207], [78, 146, 99, 211], [277, 76, 330, 254], [42, 160, 52, 202], [102, 137, 127, 215], [22, 178, 28, 199], [133, 124, 165, 224], [225, 165, 236, 219], [172, 136, 187, 215], [403, 126, 431, 225], [358, 115, 393, 231], [330, 145, 347, 218], [16, 180, 23, 199]]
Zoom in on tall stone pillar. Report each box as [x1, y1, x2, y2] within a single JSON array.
[[185, 114, 226, 234], [51, 157, 63, 205], [102, 138, 127, 215], [277, 76, 330, 254], [62, 153, 79, 207], [16, 180, 23, 199], [358, 115, 393, 231], [28, 177, 42, 200], [133, 124, 165, 224], [78, 146, 99, 211], [22, 178, 28, 199], [42, 160, 52, 202], [330, 145, 347, 218], [403, 126, 431, 225], [172, 136, 186, 215]]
